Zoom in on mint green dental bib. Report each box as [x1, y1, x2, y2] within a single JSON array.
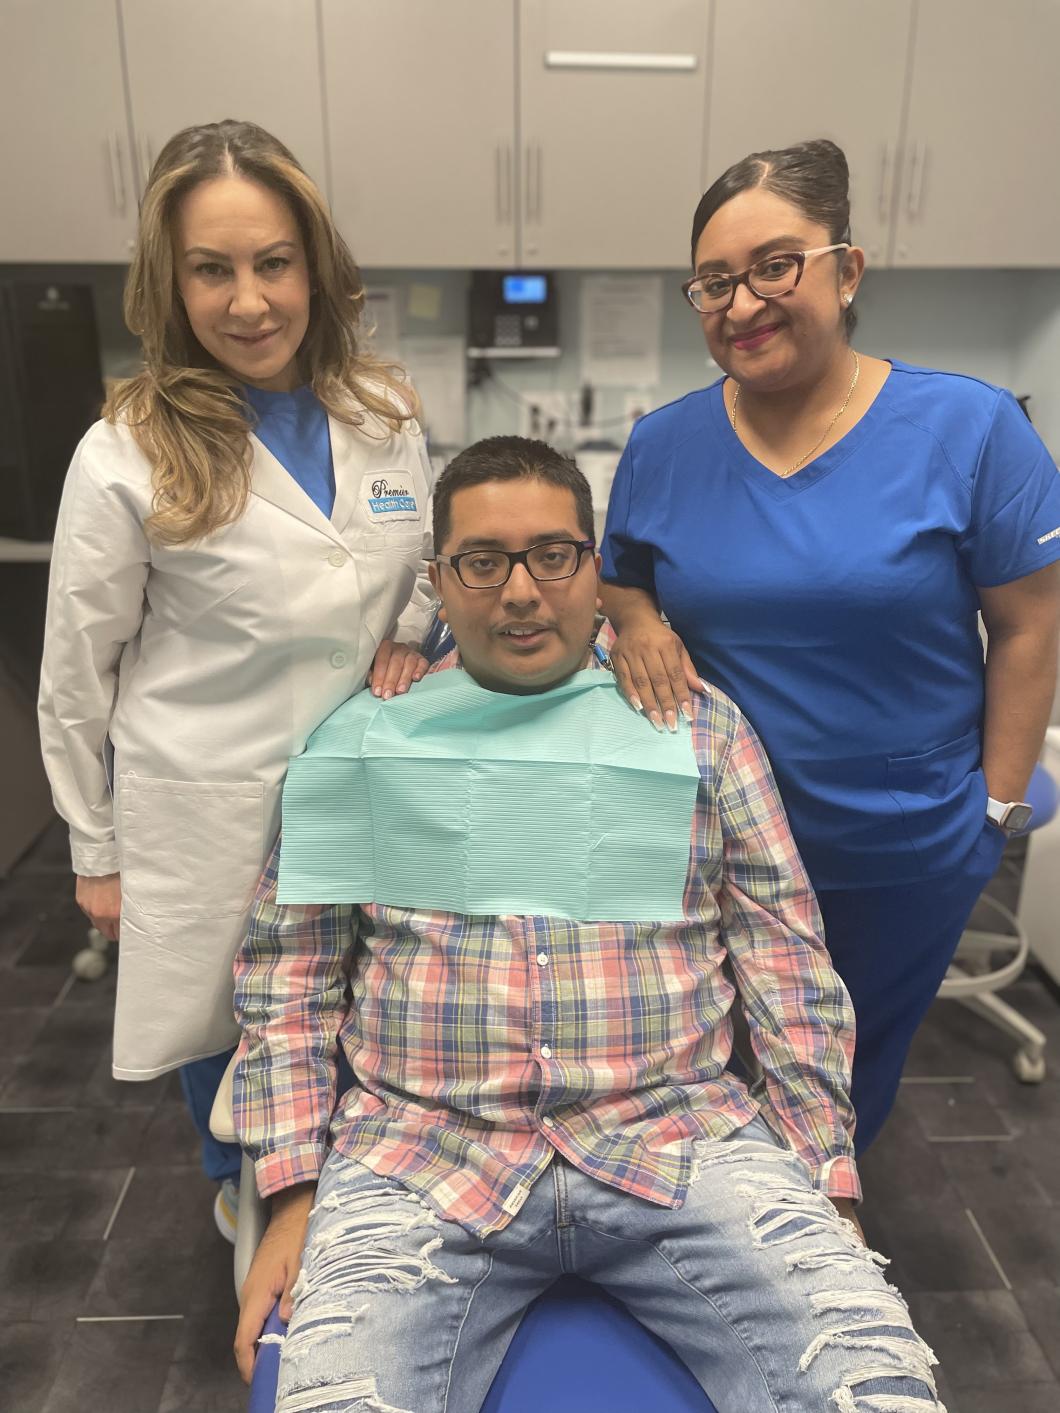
[[277, 668, 700, 920]]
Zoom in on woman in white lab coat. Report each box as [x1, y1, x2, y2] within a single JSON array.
[[38, 120, 433, 1218]]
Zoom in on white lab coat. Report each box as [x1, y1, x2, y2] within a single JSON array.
[[39, 403, 434, 1079]]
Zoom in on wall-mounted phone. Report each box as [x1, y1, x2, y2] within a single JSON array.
[[468, 271, 559, 358]]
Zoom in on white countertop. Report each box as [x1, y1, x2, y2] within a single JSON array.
[[0, 539, 52, 563]]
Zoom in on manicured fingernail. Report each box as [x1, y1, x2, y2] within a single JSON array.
[[680, 703, 693, 722], [665, 711, 678, 733], [630, 696, 644, 713], [383, 689, 393, 700], [698, 678, 710, 693], [649, 712, 664, 732], [397, 683, 408, 694]]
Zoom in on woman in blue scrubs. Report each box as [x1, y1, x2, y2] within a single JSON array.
[[600, 139, 1060, 1148]]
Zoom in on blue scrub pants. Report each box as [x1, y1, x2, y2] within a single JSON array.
[[179, 1047, 242, 1185], [816, 822, 1006, 1150]]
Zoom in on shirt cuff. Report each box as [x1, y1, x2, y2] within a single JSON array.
[[69, 836, 120, 876], [254, 1142, 329, 1199], [812, 1153, 862, 1204]]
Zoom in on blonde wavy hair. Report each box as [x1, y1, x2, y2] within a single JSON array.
[[104, 119, 417, 545]]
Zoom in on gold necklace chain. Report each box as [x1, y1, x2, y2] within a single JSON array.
[[730, 350, 861, 478]]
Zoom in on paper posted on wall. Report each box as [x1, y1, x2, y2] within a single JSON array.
[[403, 336, 467, 451], [580, 275, 663, 388], [363, 287, 401, 361]]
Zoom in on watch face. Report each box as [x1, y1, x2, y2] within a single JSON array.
[[1004, 803, 1034, 834]]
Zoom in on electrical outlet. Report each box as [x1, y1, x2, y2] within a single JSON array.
[[521, 390, 577, 446], [623, 389, 654, 438]]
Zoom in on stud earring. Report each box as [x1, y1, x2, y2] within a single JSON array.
[[843, 294, 853, 307]]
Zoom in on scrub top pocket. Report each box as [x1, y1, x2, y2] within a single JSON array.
[[886, 728, 984, 876], [117, 775, 266, 921], [885, 728, 981, 789]]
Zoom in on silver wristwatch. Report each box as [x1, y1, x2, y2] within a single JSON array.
[[986, 796, 1033, 836]]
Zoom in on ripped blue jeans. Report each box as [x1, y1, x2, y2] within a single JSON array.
[[274, 1116, 943, 1413]]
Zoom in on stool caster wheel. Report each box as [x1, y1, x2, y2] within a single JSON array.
[[72, 927, 111, 982], [1012, 1048, 1046, 1084], [72, 948, 108, 980]]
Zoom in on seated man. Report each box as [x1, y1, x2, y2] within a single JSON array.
[[232, 435, 944, 1412]]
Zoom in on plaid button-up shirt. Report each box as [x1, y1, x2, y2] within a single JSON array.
[[234, 654, 860, 1236]]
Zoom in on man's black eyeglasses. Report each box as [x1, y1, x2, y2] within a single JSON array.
[[434, 539, 595, 589]]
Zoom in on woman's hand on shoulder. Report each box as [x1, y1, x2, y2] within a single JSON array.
[[608, 615, 703, 731], [75, 873, 122, 942], [367, 639, 429, 699], [234, 1182, 315, 1383]]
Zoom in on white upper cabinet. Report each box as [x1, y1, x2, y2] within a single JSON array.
[[0, 0, 136, 261], [3, 0, 1058, 270], [705, 1, 914, 267], [892, 0, 1060, 267], [322, 0, 517, 269], [120, 0, 327, 196], [518, 0, 710, 268]]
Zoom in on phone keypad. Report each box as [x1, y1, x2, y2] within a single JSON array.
[[495, 314, 522, 347]]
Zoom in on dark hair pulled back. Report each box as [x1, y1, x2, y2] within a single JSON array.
[[690, 139, 856, 336]]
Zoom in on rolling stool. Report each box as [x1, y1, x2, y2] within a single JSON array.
[[939, 762, 1057, 1083], [71, 925, 112, 981], [212, 1062, 720, 1413]]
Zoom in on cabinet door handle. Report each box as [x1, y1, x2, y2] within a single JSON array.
[[878, 143, 892, 223], [503, 143, 513, 224], [495, 144, 504, 223], [107, 132, 127, 215], [525, 142, 542, 224], [906, 141, 925, 220], [140, 136, 155, 190], [534, 144, 543, 224], [545, 50, 697, 71], [496, 143, 513, 225]]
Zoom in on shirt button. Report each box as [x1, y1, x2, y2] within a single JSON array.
[[541, 1116, 556, 1129], [540, 1044, 553, 1060], [536, 952, 549, 967], [330, 650, 348, 669], [328, 549, 346, 567]]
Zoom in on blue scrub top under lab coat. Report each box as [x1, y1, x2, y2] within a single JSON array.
[[244, 382, 336, 518], [601, 361, 1060, 888]]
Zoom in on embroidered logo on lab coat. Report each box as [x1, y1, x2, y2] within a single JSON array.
[[361, 471, 418, 518]]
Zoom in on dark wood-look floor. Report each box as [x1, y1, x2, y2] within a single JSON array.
[[2, 820, 1058, 1412]]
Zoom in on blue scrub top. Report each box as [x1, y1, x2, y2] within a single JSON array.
[[244, 382, 336, 519], [601, 361, 1060, 888]]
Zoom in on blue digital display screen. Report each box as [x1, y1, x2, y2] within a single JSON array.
[[503, 274, 548, 304]]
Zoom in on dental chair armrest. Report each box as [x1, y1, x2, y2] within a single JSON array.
[[205, 1049, 270, 1293], [208, 1048, 241, 1145]]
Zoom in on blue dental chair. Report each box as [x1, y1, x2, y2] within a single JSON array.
[[247, 1278, 717, 1413], [211, 1066, 720, 1413]]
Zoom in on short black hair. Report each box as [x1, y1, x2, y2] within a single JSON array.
[[690, 138, 857, 337], [433, 435, 594, 551]]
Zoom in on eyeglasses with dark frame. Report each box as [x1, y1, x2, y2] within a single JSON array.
[[682, 243, 851, 314], [434, 539, 596, 589]]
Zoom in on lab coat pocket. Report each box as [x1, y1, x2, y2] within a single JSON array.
[[118, 775, 266, 921], [357, 533, 423, 648], [365, 525, 424, 552]]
